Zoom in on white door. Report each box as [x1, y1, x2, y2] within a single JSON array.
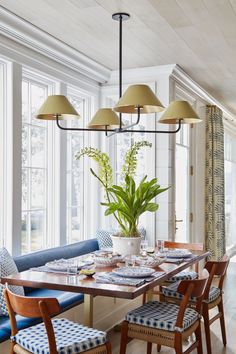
[[175, 124, 191, 242]]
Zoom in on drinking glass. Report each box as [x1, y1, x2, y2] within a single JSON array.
[[125, 255, 136, 267], [67, 259, 78, 275], [156, 239, 165, 253], [140, 240, 148, 255]]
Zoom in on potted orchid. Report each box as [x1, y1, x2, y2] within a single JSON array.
[[76, 141, 169, 255]]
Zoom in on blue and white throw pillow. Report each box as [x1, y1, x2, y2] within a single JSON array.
[[0, 247, 24, 316], [96, 230, 113, 249]]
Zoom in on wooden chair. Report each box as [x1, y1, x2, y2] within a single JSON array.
[[4, 284, 112, 354], [164, 241, 204, 275], [120, 270, 209, 354], [161, 255, 229, 354], [142, 241, 204, 304], [202, 255, 229, 354]]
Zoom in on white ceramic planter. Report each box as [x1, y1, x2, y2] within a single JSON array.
[[111, 235, 141, 255]]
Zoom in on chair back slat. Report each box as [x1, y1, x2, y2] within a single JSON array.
[[164, 241, 204, 251], [4, 284, 60, 318], [177, 269, 209, 298], [205, 256, 229, 277], [175, 270, 209, 328]]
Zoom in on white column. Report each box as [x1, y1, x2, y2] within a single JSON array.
[[5, 62, 22, 256]]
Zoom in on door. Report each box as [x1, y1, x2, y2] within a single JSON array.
[[175, 124, 190, 242]]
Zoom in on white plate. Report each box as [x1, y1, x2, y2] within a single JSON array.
[[94, 256, 123, 267], [135, 256, 165, 267], [112, 266, 155, 278]]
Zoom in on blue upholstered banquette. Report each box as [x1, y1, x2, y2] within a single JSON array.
[[0, 238, 99, 343]]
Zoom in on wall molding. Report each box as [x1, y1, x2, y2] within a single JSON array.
[[0, 6, 110, 84], [171, 65, 236, 124]]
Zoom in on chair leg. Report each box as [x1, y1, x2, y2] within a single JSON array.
[[106, 342, 112, 354], [174, 333, 182, 354], [157, 344, 161, 352], [159, 286, 165, 302], [202, 305, 212, 354], [218, 300, 227, 346], [120, 321, 129, 354], [142, 292, 146, 304], [195, 322, 203, 354], [147, 342, 152, 354]]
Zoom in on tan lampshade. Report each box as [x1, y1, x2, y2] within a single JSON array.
[[88, 108, 120, 129], [36, 95, 80, 120], [114, 84, 165, 114], [159, 100, 201, 124]]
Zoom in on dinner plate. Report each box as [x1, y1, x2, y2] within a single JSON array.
[[135, 256, 165, 267], [112, 266, 155, 278]]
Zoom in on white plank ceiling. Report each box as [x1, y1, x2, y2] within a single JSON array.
[[0, 0, 236, 114]]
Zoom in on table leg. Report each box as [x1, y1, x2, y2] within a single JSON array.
[[84, 294, 93, 327], [146, 289, 153, 302]]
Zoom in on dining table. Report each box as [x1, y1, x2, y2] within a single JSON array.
[[1, 249, 209, 327]]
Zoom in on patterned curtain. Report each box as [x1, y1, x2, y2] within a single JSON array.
[[205, 105, 225, 260]]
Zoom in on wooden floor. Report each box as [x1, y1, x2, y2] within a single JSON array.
[[108, 261, 236, 354]]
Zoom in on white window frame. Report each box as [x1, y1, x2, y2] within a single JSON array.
[[66, 86, 94, 243], [0, 58, 8, 248], [174, 84, 197, 243]]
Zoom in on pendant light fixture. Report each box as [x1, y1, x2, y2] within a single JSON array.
[[36, 12, 201, 133]]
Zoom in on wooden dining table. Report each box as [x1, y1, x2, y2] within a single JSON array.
[[1, 250, 209, 327]]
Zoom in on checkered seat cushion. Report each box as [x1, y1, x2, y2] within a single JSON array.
[[12, 318, 106, 354], [162, 282, 221, 304], [167, 270, 198, 283], [125, 301, 200, 333]]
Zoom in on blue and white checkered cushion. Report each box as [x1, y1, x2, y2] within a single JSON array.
[[162, 282, 221, 304], [203, 287, 221, 303], [0, 247, 24, 316], [12, 318, 106, 354], [125, 301, 199, 332], [167, 271, 198, 283]]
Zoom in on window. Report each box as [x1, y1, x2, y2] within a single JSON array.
[[21, 75, 53, 253], [66, 88, 91, 243], [115, 114, 146, 184], [224, 132, 236, 249]]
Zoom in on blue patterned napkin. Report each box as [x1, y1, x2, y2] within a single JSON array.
[[95, 271, 165, 287]]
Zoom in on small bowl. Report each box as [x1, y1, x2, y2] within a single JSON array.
[[80, 269, 96, 277]]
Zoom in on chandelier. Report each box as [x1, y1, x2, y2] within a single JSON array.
[[36, 13, 201, 134]]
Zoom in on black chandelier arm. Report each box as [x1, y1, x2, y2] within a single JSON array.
[[121, 119, 182, 134], [56, 116, 116, 133]]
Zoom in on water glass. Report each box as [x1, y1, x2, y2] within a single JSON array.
[[67, 259, 78, 276], [140, 240, 148, 255], [125, 255, 136, 267], [156, 239, 165, 253]]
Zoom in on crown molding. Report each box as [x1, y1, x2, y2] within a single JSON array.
[[171, 64, 236, 124], [107, 64, 176, 85], [0, 6, 111, 84]]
